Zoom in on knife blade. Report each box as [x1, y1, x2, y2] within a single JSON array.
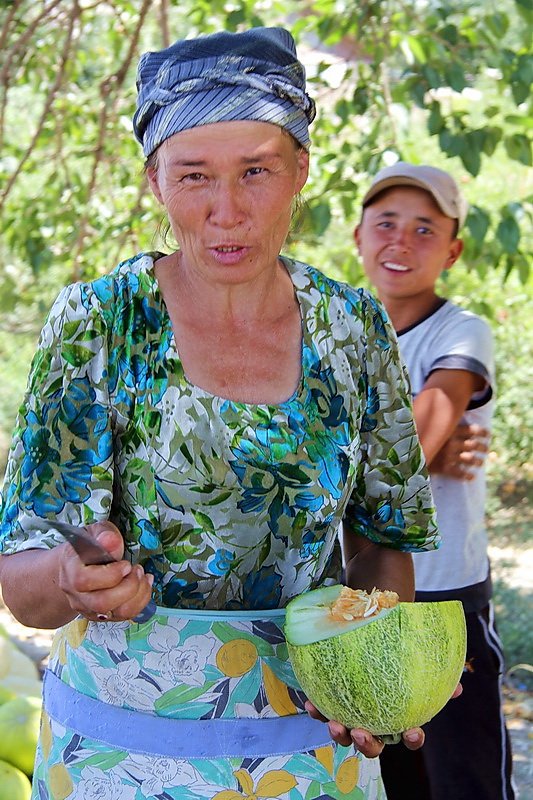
[[52, 520, 156, 623]]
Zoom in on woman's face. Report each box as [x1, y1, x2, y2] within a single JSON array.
[[147, 120, 309, 284]]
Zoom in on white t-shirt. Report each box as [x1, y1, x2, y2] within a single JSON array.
[[397, 300, 494, 600]]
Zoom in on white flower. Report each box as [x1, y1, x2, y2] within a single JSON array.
[[92, 658, 160, 710], [233, 702, 273, 719], [144, 624, 216, 687], [86, 621, 129, 654], [123, 755, 199, 797], [69, 765, 136, 800]]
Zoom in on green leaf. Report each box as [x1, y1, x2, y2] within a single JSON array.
[[440, 23, 459, 45], [466, 206, 491, 242], [180, 442, 193, 463], [438, 129, 464, 158], [80, 750, 128, 769], [421, 66, 442, 90], [511, 79, 531, 105], [504, 133, 532, 165], [460, 133, 483, 175], [155, 683, 211, 712], [192, 510, 215, 534], [387, 447, 401, 466], [484, 12, 510, 38], [406, 35, 427, 64], [428, 102, 444, 135], [496, 215, 521, 254], [444, 62, 468, 93], [308, 201, 332, 236], [61, 344, 94, 367]]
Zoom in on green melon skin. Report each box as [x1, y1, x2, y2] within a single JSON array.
[[285, 587, 466, 738], [0, 759, 32, 800], [0, 695, 42, 776]]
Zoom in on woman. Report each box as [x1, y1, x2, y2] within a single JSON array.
[[0, 27, 440, 800]]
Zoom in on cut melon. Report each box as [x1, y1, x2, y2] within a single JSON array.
[[285, 585, 466, 741]]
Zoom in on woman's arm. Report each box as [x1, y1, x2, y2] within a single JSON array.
[[343, 528, 415, 601], [0, 522, 153, 629]]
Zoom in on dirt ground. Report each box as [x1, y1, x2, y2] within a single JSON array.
[[1, 550, 532, 799], [489, 544, 533, 800]]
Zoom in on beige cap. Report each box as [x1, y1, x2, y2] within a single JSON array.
[[362, 162, 469, 228]]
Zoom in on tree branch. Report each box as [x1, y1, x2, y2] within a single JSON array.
[[0, 2, 80, 214], [70, 0, 154, 280]]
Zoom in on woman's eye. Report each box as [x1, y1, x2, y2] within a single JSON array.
[[182, 172, 205, 182], [246, 166, 265, 176]]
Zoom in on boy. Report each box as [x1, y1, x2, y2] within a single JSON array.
[[355, 163, 515, 800]]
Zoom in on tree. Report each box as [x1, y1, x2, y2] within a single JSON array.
[[0, 0, 531, 324]]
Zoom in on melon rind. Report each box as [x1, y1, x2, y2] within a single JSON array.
[[286, 589, 466, 737]]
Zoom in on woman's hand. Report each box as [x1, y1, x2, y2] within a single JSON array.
[[305, 683, 462, 758], [304, 701, 423, 757], [58, 521, 154, 623]]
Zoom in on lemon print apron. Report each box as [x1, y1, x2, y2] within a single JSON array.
[[33, 607, 386, 799]]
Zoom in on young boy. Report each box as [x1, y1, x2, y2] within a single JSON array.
[[355, 163, 515, 800]]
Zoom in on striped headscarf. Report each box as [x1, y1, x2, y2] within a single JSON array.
[[133, 27, 316, 157]]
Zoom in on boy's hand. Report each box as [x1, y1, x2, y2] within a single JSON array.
[[430, 423, 490, 480]]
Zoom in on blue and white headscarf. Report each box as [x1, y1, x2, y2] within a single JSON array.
[[133, 27, 316, 156]]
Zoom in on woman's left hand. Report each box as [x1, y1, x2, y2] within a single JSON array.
[[305, 701, 423, 757], [305, 682, 462, 758]]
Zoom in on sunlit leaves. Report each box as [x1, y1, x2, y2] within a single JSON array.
[[0, 0, 531, 295]]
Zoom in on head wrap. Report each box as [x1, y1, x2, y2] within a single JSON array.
[[133, 27, 316, 156]]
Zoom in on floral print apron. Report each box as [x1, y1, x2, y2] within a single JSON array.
[[34, 607, 386, 799]]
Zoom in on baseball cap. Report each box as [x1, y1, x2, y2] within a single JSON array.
[[362, 162, 469, 228]]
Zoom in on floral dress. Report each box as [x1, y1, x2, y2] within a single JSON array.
[[0, 253, 438, 800]]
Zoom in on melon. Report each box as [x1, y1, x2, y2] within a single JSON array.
[[0, 683, 18, 705], [1, 676, 43, 699], [0, 637, 12, 679], [0, 759, 32, 800], [285, 585, 466, 742], [0, 695, 42, 775], [8, 645, 40, 681]]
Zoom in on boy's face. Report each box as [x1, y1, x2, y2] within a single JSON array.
[[355, 186, 463, 302]]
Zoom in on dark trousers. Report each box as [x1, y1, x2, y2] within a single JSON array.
[[379, 603, 516, 800]]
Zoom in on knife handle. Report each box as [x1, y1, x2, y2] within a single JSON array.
[[132, 598, 157, 624]]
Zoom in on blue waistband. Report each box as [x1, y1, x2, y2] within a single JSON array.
[[43, 669, 331, 759], [156, 605, 287, 621]]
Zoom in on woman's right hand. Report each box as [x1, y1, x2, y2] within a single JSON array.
[[58, 521, 154, 623]]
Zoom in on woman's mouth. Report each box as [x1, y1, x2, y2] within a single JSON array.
[[209, 244, 250, 264]]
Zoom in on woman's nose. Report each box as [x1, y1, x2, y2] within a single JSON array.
[[209, 184, 246, 227]]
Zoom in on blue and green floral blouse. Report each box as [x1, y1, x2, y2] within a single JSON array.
[[0, 253, 438, 610]]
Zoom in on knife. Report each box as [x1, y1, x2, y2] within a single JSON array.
[[52, 520, 156, 623]]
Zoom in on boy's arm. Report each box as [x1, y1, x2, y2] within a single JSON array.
[[413, 368, 486, 471]]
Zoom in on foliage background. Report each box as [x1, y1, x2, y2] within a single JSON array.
[[0, 0, 532, 671]]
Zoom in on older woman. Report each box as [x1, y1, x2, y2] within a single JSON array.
[[0, 27, 440, 800]]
